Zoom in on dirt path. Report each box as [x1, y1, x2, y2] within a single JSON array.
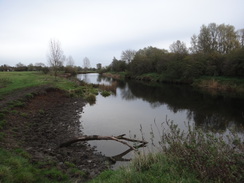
[[0, 86, 110, 182]]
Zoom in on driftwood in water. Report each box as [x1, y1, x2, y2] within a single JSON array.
[[59, 134, 148, 150], [109, 142, 147, 163]]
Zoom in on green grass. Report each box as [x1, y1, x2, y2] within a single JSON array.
[[0, 71, 85, 97], [0, 148, 69, 183], [90, 153, 199, 183], [0, 72, 49, 96]]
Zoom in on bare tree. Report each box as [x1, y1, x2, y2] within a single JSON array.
[[189, 34, 199, 54], [66, 55, 75, 67], [169, 40, 188, 55], [48, 39, 65, 79], [83, 57, 90, 70], [121, 49, 136, 63], [237, 28, 244, 47]]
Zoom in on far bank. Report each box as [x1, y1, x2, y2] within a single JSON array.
[[101, 72, 244, 97]]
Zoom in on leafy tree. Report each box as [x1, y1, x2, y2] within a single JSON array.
[[183, 54, 206, 79], [156, 53, 171, 73], [197, 24, 213, 53], [217, 24, 240, 54], [110, 57, 126, 72], [223, 47, 244, 77], [195, 23, 240, 54], [96, 63, 102, 70], [205, 52, 225, 76], [129, 46, 167, 74]]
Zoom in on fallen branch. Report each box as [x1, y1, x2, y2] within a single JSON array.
[[59, 134, 148, 150]]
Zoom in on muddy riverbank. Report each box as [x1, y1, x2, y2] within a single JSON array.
[[0, 86, 110, 182]]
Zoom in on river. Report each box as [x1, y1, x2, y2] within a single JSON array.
[[77, 73, 244, 168]]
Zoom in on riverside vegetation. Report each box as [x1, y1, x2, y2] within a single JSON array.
[[0, 72, 243, 182], [101, 23, 244, 94], [1, 22, 244, 182], [90, 119, 244, 183]]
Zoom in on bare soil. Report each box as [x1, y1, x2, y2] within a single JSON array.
[[0, 86, 110, 182]]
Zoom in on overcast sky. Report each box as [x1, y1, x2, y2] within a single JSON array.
[[0, 0, 243, 67]]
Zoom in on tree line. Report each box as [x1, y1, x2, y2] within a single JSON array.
[[0, 39, 99, 75], [108, 23, 244, 82]]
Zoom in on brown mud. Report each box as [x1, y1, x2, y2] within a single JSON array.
[[0, 86, 110, 182]]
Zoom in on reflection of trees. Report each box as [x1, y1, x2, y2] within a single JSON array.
[[150, 102, 161, 108], [97, 74, 113, 83], [122, 80, 244, 132], [193, 112, 229, 132], [82, 74, 90, 83], [79, 73, 244, 132], [120, 84, 137, 101]]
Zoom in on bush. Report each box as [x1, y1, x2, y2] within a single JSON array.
[[85, 94, 96, 105], [42, 67, 50, 74], [101, 90, 110, 97], [223, 48, 244, 77], [65, 66, 77, 76]]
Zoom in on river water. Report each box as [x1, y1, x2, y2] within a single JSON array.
[[77, 73, 244, 168]]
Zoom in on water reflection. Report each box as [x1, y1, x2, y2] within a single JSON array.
[[77, 73, 244, 133], [120, 80, 244, 132], [77, 73, 112, 85], [77, 73, 244, 167]]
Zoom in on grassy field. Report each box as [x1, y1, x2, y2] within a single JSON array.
[[0, 71, 79, 96], [0, 71, 100, 103]]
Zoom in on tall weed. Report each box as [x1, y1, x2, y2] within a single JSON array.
[[159, 119, 244, 183]]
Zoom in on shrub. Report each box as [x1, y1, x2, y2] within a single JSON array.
[[101, 90, 110, 97], [85, 94, 96, 105]]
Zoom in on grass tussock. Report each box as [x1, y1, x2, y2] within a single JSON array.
[[91, 119, 244, 183], [99, 82, 117, 94], [193, 76, 244, 93]]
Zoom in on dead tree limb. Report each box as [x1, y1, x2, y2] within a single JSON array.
[[59, 135, 148, 150]]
